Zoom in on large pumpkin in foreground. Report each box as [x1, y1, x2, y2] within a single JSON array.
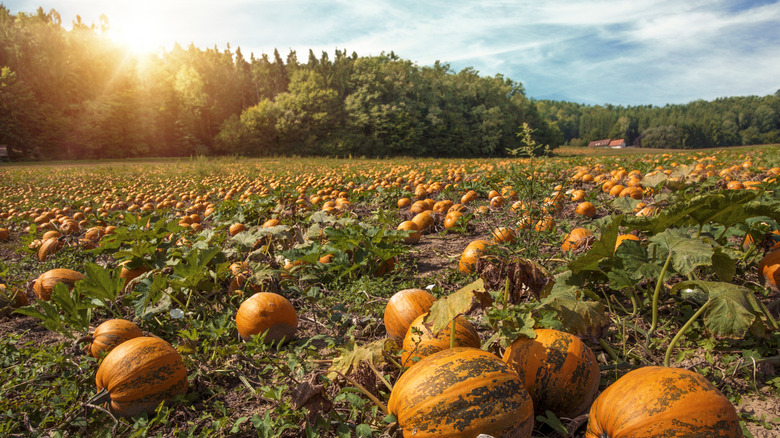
[[502, 328, 600, 418], [235, 292, 298, 342], [585, 366, 742, 438], [383, 288, 436, 340], [389, 347, 534, 438], [94, 337, 187, 417], [758, 249, 780, 292]]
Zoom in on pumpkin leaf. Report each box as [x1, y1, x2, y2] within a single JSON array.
[[648, 228, 714, 276], [538, 280, 609, 340], [671, 281, 764, 339], [569, 215, 622, 274], [711, 247, 736, 282], [685, 191, 759, 228], [611, 196, 643, 214], [327, 338, 386, 380], [425, 279, 490, 334], [76, 263, 125, 303]]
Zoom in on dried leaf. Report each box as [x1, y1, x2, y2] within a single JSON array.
[[327, 338, 386, 380], [426, 279, 491, 334], [290, 374, 332, 423]]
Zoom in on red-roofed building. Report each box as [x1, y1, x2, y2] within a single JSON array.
[[608, 139, 626, 148], [587, 139, 611, 147]]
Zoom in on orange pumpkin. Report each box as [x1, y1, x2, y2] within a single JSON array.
[[236, 292, 298, 342], [575, 201, 597, 218], [458, 239, 493, 274], [0, 283, 28, 308], [94, 337, 188, 417], [37, 237, 63, 262], [503, 328, 600, 418], [400, 313, 480, 367], [389, 347, 534, 438], [0, 227, 9, 241], [491, 227, 515, 244], [562, 227, 592, 252], [397, 221, 421, 244], [89, 319, 144, 358], [585, 366, 742, 438], [615, 234, 640, 251], [443, 211, 464, 229], [32, 269, 85, 301], [411, 211, 434, 232], [383, 289, 436, 340], [228, 223, 247, 236], [758, 249, 780, 291]]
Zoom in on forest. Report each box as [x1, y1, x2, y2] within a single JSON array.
[[1, 6, 779, 161]]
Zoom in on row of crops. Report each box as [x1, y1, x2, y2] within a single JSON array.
[[0, 147, 779, 437]]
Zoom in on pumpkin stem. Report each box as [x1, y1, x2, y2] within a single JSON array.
[[86, 388, 112, 406]]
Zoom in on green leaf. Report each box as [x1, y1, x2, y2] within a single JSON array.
[[686, 191, 759, 228], [671, 281, 762, 339], [426, 279, 491, 334], [711, 247, 736, 282], [569, 215, 622, 274], [611, 196, 643, 214], [538, 280, 609, 339], [77, 264, 125, 302], [648, 228, 714, 276]]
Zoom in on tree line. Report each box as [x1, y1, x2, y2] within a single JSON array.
[[1, 6, 778, 161]]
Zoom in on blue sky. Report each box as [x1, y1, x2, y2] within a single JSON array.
[[6, 0, 780, 106]]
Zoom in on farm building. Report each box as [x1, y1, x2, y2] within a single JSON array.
[[587, 138, 626, 148]]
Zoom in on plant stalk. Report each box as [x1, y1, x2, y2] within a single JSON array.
[[664, 299, 711, 367], [647, 250, 673, 345]]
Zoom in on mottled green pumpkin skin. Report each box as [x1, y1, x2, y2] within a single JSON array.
[[389, 347, 533, 438], [95, 337, 188, 417], [502, 328, 600, 418], [586, 366, 742, 438]]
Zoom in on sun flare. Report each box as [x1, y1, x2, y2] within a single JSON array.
[[106, 8, 170, 54]]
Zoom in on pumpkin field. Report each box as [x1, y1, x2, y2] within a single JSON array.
[[1, 146, 779, 437]]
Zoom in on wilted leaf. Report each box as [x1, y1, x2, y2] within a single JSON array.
[[477, 257, 554, 302], [327, 338, 386, 379], [290, 374, 332, 423], [426, 279, 491, 334]]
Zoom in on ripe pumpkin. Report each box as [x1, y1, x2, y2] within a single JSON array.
[[562, 227, 592, 252], [585, 366, 742, 438], [444, 211, 464, 229], [575, 201, 597, 218], [502, 328, 600, 418], [88, 319, 144, 358], [615, 234, 640, 251], [37, 237, 63, 262], [383, 288, 436, 340], [411, 211, 434, 232], [228, 223, 247, 236], [397, 221, 421, 244], [458, 239, 493, 274], [32, 269, 86, 301], [0, 227, 9, 241], [400, 313, 480, 367], [93, 336, 188, 417], [0, 283, 28, 308], [389, 347, 534, 438], [492, 227, 515, 244], [236, 292, 298, 342], [758, 249, 780, 291], [120, 261, 151, 292]]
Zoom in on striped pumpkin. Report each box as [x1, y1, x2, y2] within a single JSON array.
[[502, 328, 600, 418], [32, 269, 85, 301], [586, 366, 742, 437], [389, 347, 534, 438], [94, 337, 188, 417]]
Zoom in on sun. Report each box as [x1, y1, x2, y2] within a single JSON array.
[[105, 8, 171, 54]]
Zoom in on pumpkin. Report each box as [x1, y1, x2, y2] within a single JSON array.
[[37, 237, 63, 262], [88, 319, 144, 358], [397, 221, 421, 244], [458, 239, 493, 274], [0, 227, 9, 241], [492, 227, 515, 244], [444, 211, 464, 229], [562, 227, 592, 252], [93, 337, 188, 417], [383, 288, 436, 340], [389, 347, 534, 438], [502, 328, 600, 418], [120, 261, 151, 292], [615, 234, 640, 251], [262, 218, 280, 228], [0, 283, 28, 308], [575, 201, 597, 218], [585, 366, 742, 438], [400, 313, 480, 367], [432, 200, 454, 214], [229, 223, 247, 236], [32, 268, 85, 301], [411, 211, 434, 232], [235, 292, 298, 342], [758, 249, 780, 291]]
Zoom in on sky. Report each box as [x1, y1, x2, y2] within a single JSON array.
[[6, 0, 780, 106]]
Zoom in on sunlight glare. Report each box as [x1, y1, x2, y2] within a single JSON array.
[[107, 5, 170, 54]]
